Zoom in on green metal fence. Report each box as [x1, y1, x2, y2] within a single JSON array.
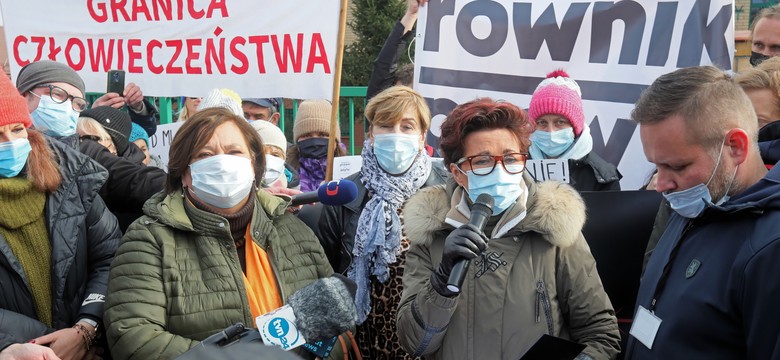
[[86, 86, 369, 155]]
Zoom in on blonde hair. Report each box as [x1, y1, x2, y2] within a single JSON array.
[[77, 117, 116, 154], [735, 56, 780, 92], [365, 86, 431, 134]]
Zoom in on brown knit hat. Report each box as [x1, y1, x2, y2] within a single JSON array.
[[293, 99, 337, 142], [0, 74, 32, 128]]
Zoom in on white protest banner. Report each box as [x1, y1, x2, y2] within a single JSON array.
[[415, 0, 734, 189], [526, 159, 570, 183], [0, 0, 340, 99]]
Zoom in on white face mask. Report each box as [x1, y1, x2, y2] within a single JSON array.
[[188, 154, 255, 209], [263, 154, 286, 186]]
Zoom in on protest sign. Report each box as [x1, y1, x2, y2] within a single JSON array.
[[526, 159, 569, 183], [415, 0, 734, 189], [148, 121, 184, 170], [0, 0, 341, 99]]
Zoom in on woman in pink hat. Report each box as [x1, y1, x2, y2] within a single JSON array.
[[528, 70, 622, 191]]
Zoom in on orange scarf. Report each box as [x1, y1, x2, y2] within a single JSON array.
[[242, 227, 283, 319]]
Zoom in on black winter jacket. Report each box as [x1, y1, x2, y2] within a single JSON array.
[[568, 152, 622, 192], [79, 140, 165, 231], [0, 136, 122, 350], [365, 21, 413, 101], [318, 161, 450, 274]]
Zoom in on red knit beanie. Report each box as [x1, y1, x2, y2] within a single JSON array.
[[0, 73, 32, 128], [528, 70, 585, 136]]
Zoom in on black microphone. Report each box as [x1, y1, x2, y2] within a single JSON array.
[[446, 193, 494, 294], [290, 179, 358, 207], [257, 274, 358, 348]]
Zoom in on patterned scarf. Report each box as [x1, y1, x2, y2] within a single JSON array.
[[298, 157, 327, 192], [349, 139, 431, 323]]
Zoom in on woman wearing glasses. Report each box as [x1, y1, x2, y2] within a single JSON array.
[[397, 98, 620, 360], [527, 70, 621, 191]]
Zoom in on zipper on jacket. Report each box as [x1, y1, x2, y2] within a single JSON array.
[[535, 280, 554, 335], [266, 245, 287, 301], [339, 237, 353, 275]]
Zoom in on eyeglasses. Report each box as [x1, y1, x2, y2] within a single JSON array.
[[456, 152, 528, 176], [33, 84, 89, 112]]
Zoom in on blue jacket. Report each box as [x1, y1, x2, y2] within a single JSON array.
[[625, 165, 780, 359]]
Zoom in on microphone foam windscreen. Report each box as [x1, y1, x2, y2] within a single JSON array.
[[474, 193, 495, 215], [288, 276, 358, 342], [318, 179, 359, 206]]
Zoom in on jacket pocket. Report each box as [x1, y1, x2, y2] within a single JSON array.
[[535, 280, 554, 335]]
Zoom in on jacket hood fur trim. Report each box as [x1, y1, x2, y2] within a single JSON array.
[[403, 180, 586, 248]]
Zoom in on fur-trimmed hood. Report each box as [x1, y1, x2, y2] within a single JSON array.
[[403, 176, 586, 248]]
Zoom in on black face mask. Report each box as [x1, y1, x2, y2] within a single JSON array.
[[298, 137, 330, 159], [751, 51, 771, 66]]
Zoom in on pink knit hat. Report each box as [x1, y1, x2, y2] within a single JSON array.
[[528, 70, 585, 136]]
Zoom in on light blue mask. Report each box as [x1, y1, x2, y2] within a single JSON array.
[[0, 138, 32, 178], [373, 133, 421, 175], [463, 165, 525, 214], [662, 140, 736, 219], [530, 128, 575, 158], [30, 96, 78, 137]]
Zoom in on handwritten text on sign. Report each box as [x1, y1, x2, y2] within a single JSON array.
[[525, 159, 569, 183]]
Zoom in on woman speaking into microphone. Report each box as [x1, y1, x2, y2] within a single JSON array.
[[397, 98, 620, 360]]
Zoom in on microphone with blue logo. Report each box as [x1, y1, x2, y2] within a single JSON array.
[[289, 179, 358, 207], [256, 274, 358, 356]]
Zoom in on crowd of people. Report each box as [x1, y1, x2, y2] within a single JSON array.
[[3, 1, 780, 360]]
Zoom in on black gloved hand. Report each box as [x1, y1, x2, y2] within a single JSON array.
[[430, 224, 488, 297]]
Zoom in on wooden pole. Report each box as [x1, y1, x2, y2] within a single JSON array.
[[325, 0, 349, 182]]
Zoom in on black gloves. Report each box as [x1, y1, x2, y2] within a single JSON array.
[[430, 224, 488, 297]]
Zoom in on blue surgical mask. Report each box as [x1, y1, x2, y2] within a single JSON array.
[[373, 133, 421, 175], [662, 140, 736, 219], [189, 154, 255, 209], [530, 128, 575, 158], [30, 95, 79, 137], [462, 165, 525, 214], [0, 138, 32, 178]]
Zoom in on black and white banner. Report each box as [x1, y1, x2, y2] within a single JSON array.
[[415, 0, 734, 189]]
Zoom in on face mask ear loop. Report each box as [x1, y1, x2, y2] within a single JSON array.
[[717, 164, 739, 204], [705, 136, 728, 187]]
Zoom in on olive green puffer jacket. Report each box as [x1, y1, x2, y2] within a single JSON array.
[[104, 189, 334, 360]]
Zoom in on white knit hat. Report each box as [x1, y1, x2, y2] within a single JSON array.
[[198, 88, 243, 116], [251, 120, 288, 153]]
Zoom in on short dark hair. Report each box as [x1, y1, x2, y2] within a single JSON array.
[[166, 107, 265, 193], [439, 98, 531, 166], [632, 66, 757, 151], [395, 63, 415, 87]]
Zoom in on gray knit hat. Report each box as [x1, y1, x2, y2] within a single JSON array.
[[80, 106, 132, 155], [16, 60, 86, 96]]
